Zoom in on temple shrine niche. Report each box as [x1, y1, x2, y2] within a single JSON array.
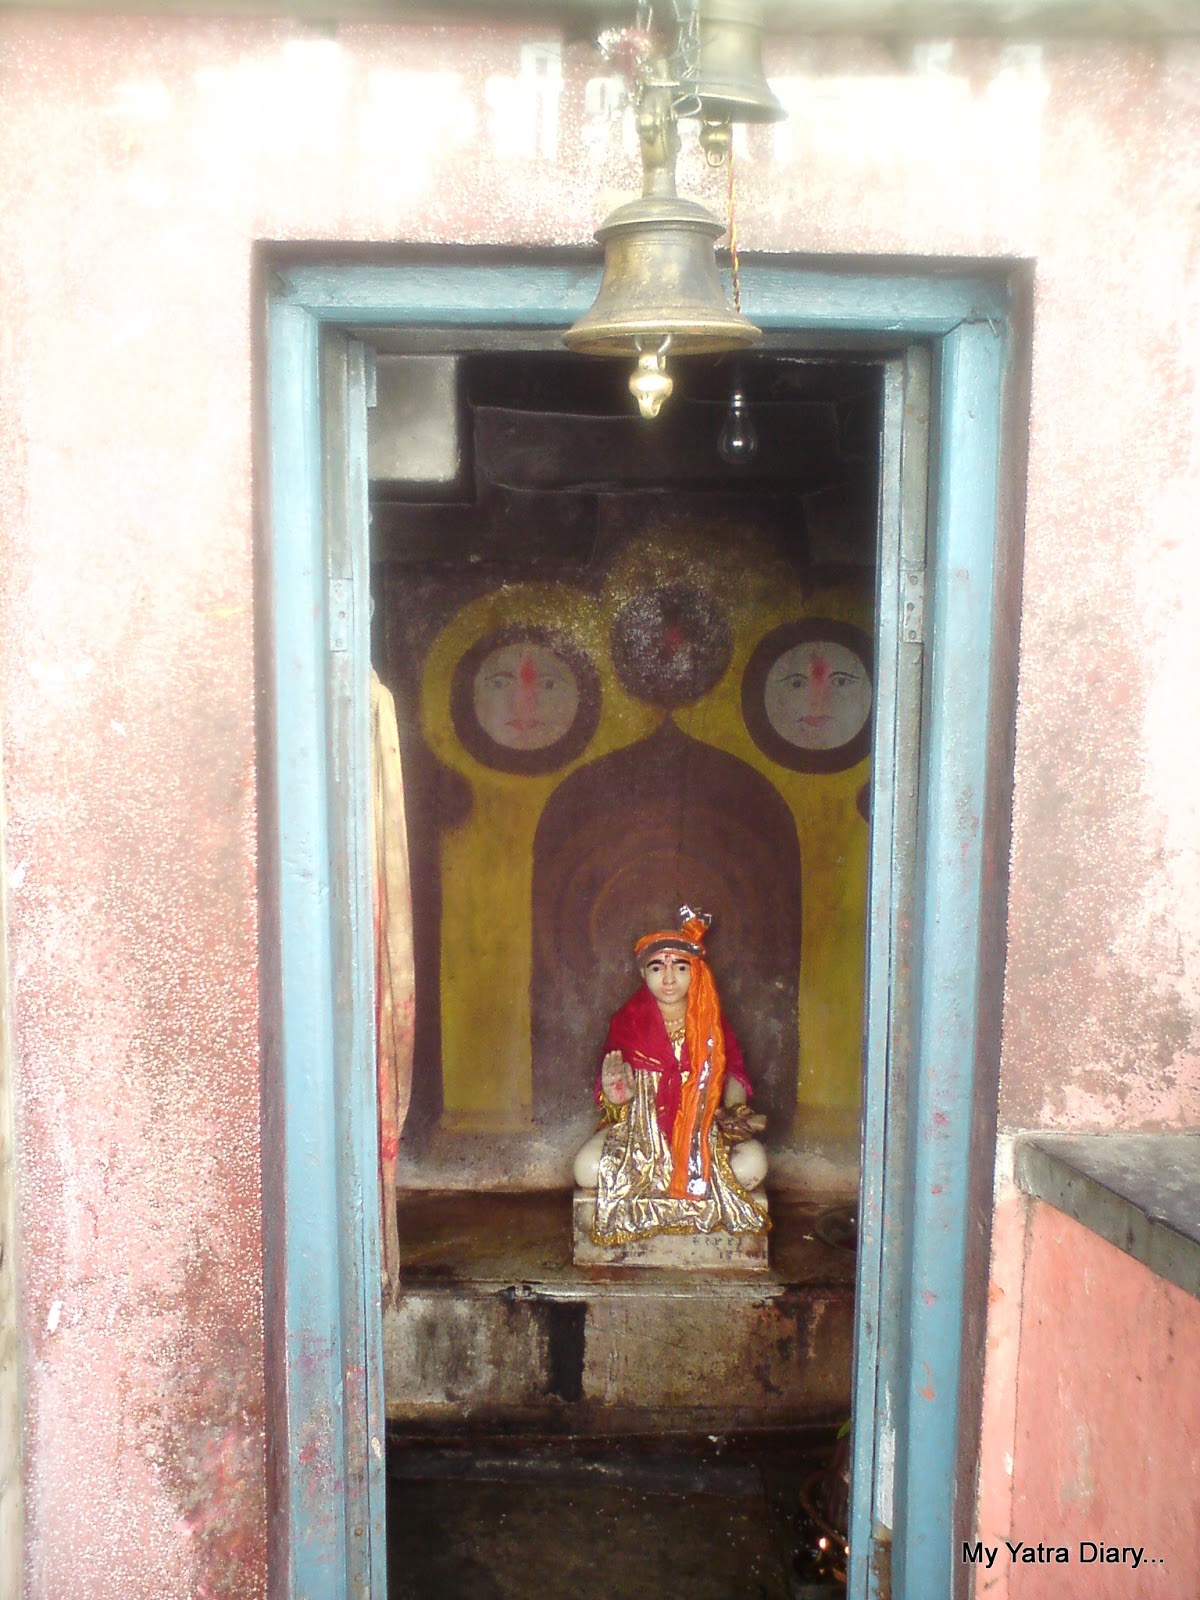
[[370, 345, 874, 1434]]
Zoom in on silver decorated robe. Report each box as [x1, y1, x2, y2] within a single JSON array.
[[591, 1067, 768, 1247]]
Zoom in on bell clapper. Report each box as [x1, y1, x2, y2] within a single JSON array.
[[630, 335, 674, 420], [699, 114, 732, 166]]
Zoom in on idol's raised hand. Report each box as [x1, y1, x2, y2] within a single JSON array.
[[600, 1050, 635, 1105]]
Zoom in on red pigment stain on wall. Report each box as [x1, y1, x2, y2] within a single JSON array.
[[1009, 1204, 1200, 1598]]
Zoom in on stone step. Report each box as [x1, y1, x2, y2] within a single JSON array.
[[385, 1192, 855, 1434]]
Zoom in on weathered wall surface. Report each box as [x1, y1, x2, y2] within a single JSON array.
[[2, 13, 1199, 1594], [0, 743, 22, 1600], [979, 1202, 1200, 1599]]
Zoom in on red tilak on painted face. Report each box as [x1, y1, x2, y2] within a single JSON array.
[[510, 651, 542, 735], [803, 651, 833, 726], [642, 954, 692, 1012]]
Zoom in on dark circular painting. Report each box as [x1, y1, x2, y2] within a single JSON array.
[[742, 620, 874, 774], [450, 626, 601, 776], [610, 584, 733, 708]]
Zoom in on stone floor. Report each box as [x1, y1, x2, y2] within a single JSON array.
[[384, 1196, 855, 1594], [386, 1436, 845, 1600]]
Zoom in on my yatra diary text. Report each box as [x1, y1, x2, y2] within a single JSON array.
[[962, 1542, 1160, 1570]]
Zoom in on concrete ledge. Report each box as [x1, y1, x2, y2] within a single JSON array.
[[384, 1277, 852, 1431], [1014, 1134, 1200, 1301], [385, 1192, 854, 1431]]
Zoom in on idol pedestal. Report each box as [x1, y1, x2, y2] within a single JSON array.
[[571, 1189, 770, 1271]]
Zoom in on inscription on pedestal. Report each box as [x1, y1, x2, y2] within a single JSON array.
[[572, 1189, 770, 1271]]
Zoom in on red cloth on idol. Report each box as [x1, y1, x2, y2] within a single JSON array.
[[595, 982, 751, 1143]]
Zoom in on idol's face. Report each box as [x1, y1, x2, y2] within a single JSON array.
[[641, 953, 692, 1009]]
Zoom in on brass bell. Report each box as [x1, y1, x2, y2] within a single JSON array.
[[562, 191, 760, 359], [688, 0, 785, 125], [564, 70, 759, 369]]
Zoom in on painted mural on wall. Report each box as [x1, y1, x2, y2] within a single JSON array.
[[381, 510, 871, 1168]]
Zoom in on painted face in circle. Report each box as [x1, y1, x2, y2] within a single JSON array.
[[641, 953, 693, 1011], [473, 642, 580, 751], [763, 641, 872, 751]]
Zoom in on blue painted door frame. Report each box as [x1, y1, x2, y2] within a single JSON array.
[[262, 255, 1013, 1599]]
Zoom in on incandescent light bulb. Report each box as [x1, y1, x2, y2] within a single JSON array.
[[718, 388, 757, 464]]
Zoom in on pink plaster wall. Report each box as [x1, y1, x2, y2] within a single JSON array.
[[2, 13, 1200, 1595], [978, 1202, 1200, 1599], [973, 1172, 1028, 1577]]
